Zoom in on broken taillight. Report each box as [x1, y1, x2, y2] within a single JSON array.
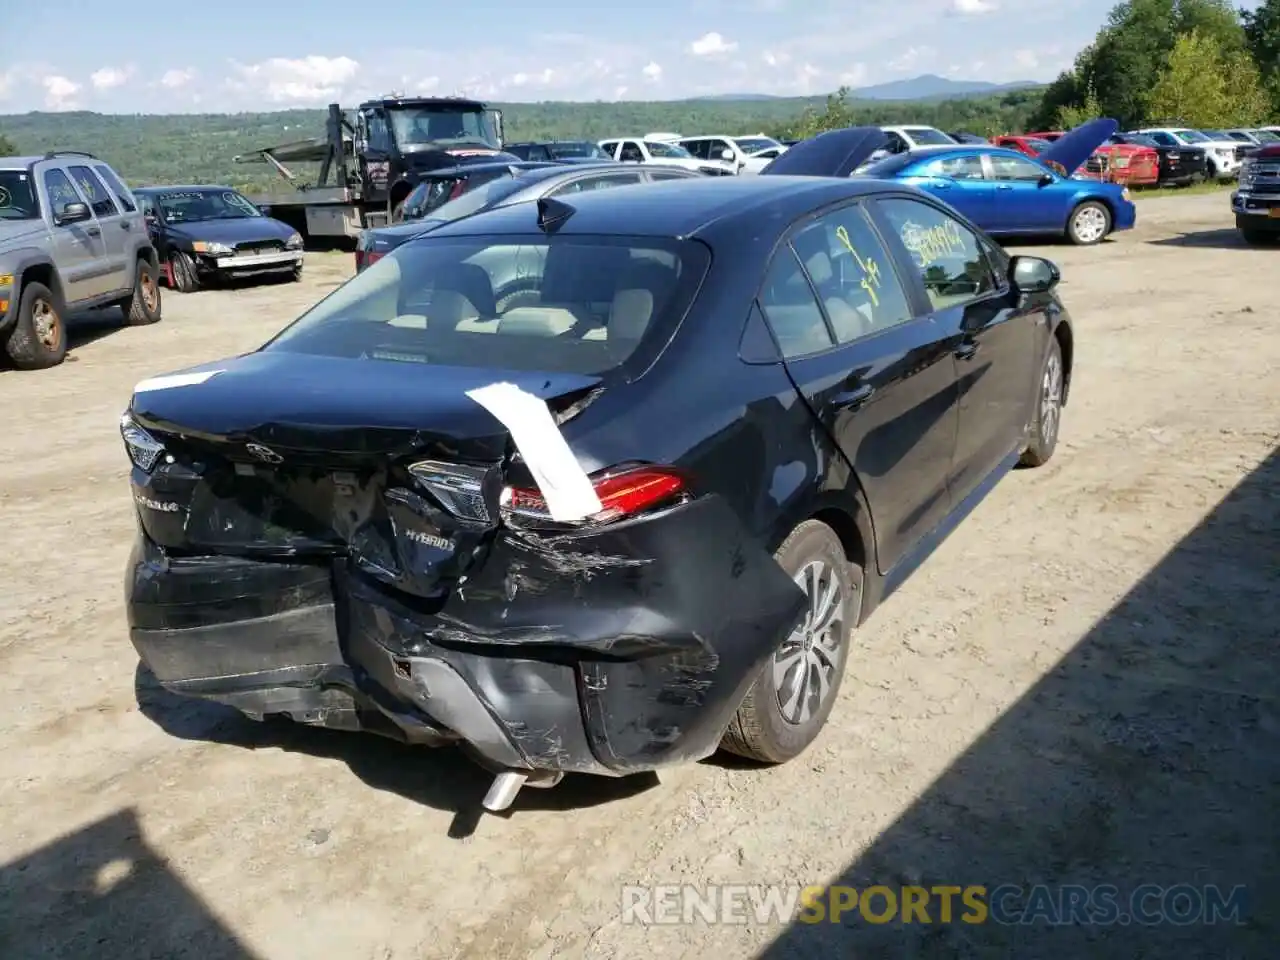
[[502, 465, 688, 525]]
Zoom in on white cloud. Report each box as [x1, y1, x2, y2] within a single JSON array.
[[90, 66, 133, 90], [838, 64, 868, 87], [227, 55, 360, 104], [613, 85, 629, 99], [1013, 49, 1038, 69], [689, 32, 737, 57], [952, 0, 997, 12], [418, 75, 440, 91], [159, 68, 196, 89], [889, 45, 935, 72], [762, 50, 791, 68], [642, 61, 662, 81], [42, 75, 80, 110], [509, 68, 555, 87]]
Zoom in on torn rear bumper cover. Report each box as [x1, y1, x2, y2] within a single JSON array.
[[127, 496, 805, 777]]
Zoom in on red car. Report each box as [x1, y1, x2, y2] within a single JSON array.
[[990, 134, 1053, 157], [1078, 142, 1160, 186], [1025, 130, 1065, 142]]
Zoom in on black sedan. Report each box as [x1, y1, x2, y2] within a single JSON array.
[[120, 128, 1074, 814], [357, 161, 702, 271], [134, 186, 305, 292]]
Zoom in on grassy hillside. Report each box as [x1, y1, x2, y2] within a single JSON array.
[[0, 88, 1044, 193]]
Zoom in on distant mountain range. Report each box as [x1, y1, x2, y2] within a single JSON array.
[[696, 74, 1041, 104]]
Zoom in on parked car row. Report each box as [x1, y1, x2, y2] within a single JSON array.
[[120, 127, 1079, 815]]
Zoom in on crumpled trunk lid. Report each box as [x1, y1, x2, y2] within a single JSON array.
[[128, 351, 601, 598]]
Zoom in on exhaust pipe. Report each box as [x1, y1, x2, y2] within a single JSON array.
[[480, 770, 565, 812]]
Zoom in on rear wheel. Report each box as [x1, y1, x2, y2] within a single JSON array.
[[1020, 337, 1064, 467], [1066, 201, 1111, 245], [721, 520, 860, 764], [4, 281, 67, 369], [120, 258, 162, 325]]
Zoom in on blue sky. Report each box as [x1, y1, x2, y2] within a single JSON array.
[[0, 0, 1258, 113]]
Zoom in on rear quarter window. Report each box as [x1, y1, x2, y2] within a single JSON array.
[[264, 234, 711, 377]]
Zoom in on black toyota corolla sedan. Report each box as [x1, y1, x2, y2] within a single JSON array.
[[121, 128, 1074, 814]]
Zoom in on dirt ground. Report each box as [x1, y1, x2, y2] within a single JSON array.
[[1, 192, 1276, 960]]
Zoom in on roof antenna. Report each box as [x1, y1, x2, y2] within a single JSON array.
[[536, 196, 575, 232]]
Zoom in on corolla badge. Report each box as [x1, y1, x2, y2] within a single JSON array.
[[245, 443, 283, 464]]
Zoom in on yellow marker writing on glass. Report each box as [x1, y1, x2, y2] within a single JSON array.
[[834, 225, 881, 307]]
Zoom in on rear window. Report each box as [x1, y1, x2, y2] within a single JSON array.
[[414, 170, 517, 220], [265, 234, 711, 376], [905, 128, 954, 146], [858, 153, 920, 177]]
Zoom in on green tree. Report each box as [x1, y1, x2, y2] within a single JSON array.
[[1058, 83, 1103, 128], [1146, 28, 1268, 125], [1242, 0, 1280, 114], [0, 132, 16, 155], [1036, 0, 1247, 128]]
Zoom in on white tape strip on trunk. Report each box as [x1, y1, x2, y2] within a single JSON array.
[[466, 381, 602, 522]]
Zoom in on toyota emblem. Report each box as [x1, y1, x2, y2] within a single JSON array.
[[245, 443, 283, 464]]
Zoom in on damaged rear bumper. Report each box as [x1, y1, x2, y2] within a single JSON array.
[[127, 497, 804, 777]]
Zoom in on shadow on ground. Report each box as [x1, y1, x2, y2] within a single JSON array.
[[1148, 228, 1273, 249], [758, 446, 1279, 957], [135, 666, 659, 839], [0, 808, 261, 959]]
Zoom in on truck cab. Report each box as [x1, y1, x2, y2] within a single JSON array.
[[353, 96, 509, 216]]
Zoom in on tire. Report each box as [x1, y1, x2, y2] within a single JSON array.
[[1241, 229, 1275, 245], [721, 520, 861, 764], [1019, 336, 1064, 468], [120, 258, 162, 326], [1066, 201, 1111, 245], [4, 281, 67, 370], [170, 250, 199, 292]]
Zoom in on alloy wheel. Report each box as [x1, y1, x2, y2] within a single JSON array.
[[1073, 207, 1108, 243], [1040, 350, 1063, 447], [773, 560, 845, 725]]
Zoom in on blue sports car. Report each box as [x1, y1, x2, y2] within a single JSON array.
[[858, 119, 1136, 245]]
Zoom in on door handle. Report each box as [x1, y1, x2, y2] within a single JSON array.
[[85, 226, 101, 236], [121, 220, 132, 229], [955, 340, 979, 360], [831, 384, 875, 410]]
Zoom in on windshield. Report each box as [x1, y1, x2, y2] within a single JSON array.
[[264, 235, 711, 376], [0, 170, 40, 221], [1174, 130, 1210, 143], [152, 189, 261, 223], [733, 137, 779, 154], [644, 140, 693, 159], [549, 141, 609, 159], [1118, 134, 1157, 147], [1254, 129, 1280, 143], [389, 106, 500, 150], [1022, 138, 1052, 153], [1200, 130, 1230, 140], [905, 128, 956, 146]]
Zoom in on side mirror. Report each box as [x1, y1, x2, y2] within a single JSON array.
[[1037, 173, 1055, 186], [1010, 255, 1059, 294], [55, 201, 91, 225], [720, 148, 735, 161]]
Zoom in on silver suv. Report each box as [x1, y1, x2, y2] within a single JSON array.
[[1, 151, 162, 370]]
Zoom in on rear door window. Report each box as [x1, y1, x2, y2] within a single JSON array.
[[921, 155, 986, 180], [265, 235, 711, 377], [69, 165, 118, 218], [93, 164, 137, 212], [758, 247, 836, 358], [546, 172, 644, 195]]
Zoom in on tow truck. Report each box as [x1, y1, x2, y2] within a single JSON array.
[[234, 94, 509, 241]]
